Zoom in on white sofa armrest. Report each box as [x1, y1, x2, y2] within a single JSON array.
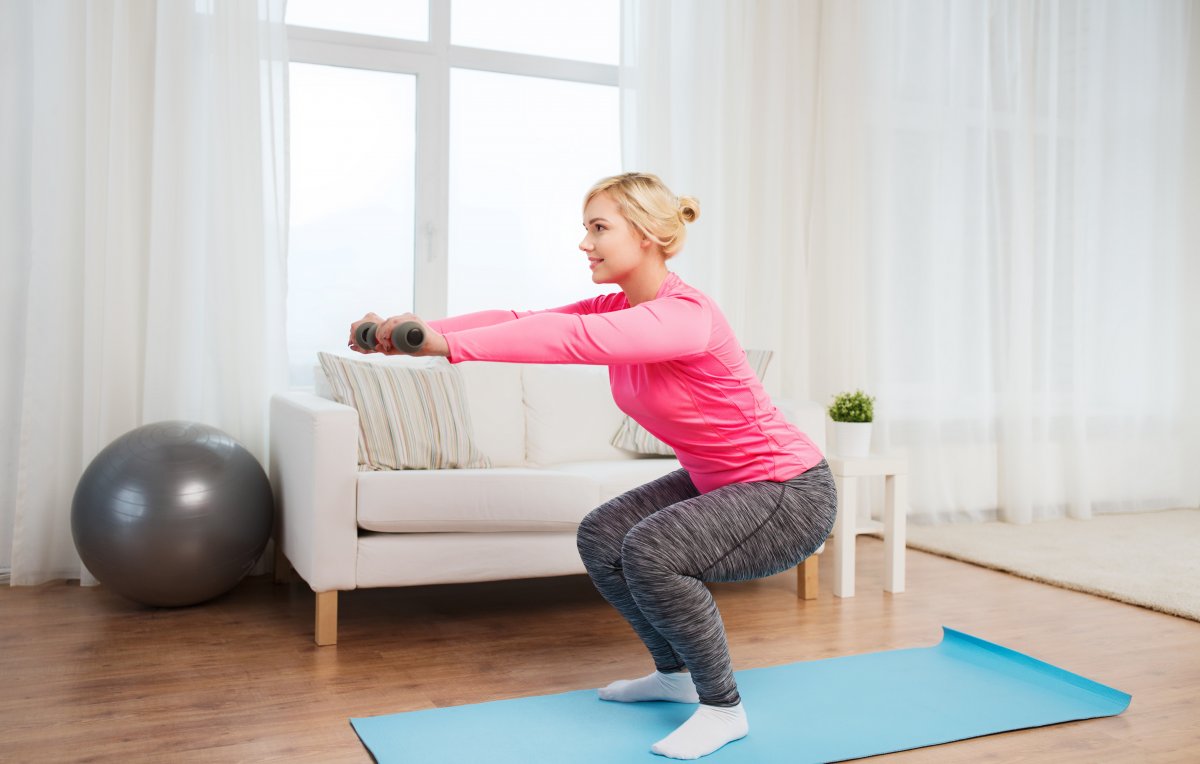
[[269, 392, 359, 592], [773, 398, 828, 455]]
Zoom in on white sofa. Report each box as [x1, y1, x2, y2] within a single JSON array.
[[269, 360, 827, 645]]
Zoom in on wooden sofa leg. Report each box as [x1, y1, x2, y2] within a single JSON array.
[[797, 554, 819, 600], [315, 591, 338, 646]]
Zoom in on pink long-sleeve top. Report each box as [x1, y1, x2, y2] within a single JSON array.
[[427, 272, 824, 494]]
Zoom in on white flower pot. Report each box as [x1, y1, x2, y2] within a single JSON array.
[[832, 421, 872, 457]]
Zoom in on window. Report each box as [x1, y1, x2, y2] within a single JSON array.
[[448, 69, 620, 315], [285, 1, 621, 388], [287, 65, 417, 378], [450, 0, 618, 64], [287, 0, 429, 41]]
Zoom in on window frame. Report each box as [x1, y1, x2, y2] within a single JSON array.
[[285, 1, 618, 322]]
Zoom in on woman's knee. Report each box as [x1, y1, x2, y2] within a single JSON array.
[[618, 521, 673, 578], [576, 502, 625, 563]]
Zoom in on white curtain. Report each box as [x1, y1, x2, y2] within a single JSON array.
[[620, 0, 827, 403], [622, 0, 1200, 525], [0, 0, 290, 584], [863, 1, 1199, 524]]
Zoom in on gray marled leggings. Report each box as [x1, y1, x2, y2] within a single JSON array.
[[576, 460, 837, 707]]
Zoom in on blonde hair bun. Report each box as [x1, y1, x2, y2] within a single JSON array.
[[677, 195, 700, 224], [585, 172, 699, 257]]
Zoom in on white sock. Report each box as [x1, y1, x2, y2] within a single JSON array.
[[597, 670, 699, 703], [650, 702, 749, 760]]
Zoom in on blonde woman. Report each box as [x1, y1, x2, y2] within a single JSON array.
[[351, 173, 835, 760]]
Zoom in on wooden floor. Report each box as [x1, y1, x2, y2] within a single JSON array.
[[2, 537, 1198, 763]]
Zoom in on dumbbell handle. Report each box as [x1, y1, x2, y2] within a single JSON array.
[[354, 321, 426, 353]]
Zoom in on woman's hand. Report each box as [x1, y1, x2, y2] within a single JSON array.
[[349, 312, 386, 354], [373, 313, 450, 358]]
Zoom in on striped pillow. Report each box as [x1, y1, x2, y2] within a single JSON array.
[[610, 349, 775, 457], [317, 352, 491, 471]]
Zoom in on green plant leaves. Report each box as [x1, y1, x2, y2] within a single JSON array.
[[828, 389, 875, 423]]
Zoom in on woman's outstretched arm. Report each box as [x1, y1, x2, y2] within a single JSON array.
[[426, 297, 600, 334], [442, 293, 710, 365]]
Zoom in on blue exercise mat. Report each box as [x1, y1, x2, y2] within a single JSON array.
[[351, 627, 1130, 763]]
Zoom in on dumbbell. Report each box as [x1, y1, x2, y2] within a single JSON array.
[[354, 321, 426, 353]]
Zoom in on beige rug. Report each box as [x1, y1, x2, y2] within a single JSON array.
[[903, 508, 1200, 622]]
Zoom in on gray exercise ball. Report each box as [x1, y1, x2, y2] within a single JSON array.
[[71, 420, 274, 607]]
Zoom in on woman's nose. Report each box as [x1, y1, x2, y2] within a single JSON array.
[[579, 237, 592, 252]]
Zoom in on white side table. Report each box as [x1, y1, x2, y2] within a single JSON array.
[[827, 454, 908, 597]]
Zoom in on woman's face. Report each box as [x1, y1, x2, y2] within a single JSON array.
[[579, 192, 650, 285]]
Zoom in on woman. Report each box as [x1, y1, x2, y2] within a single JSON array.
[[350, 172, 836, 760]]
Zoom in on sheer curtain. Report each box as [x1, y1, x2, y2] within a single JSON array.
[[622, 0, 1200, 525], [0, 0, 289, 584], [863, 1, 1199, 523], [620, 0, 828, 402]]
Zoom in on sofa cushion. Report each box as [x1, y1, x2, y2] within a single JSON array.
[[456, 362, 525, 467], [356, 468, 600, 532], [317, 352, 491, 471], [547, 459, 684, 504], [522, 364, 633, 466], [315, 358, 525, 468], [356, 532, 586, 588]]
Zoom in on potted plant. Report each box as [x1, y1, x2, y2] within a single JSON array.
[[827, 389, 875, 457]]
